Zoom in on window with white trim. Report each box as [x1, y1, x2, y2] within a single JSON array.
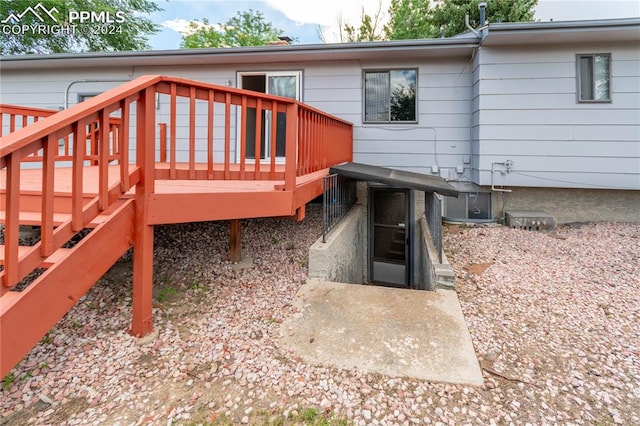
[[364, 69, 417, 123], [577, 54, 611, 102]]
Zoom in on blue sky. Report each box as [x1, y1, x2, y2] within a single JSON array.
[[147, 0, 640, 50]]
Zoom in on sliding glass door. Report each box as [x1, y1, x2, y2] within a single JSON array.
[[238, 71, 301, 161]]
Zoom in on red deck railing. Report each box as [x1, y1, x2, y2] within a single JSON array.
[[0, 104, 125, 163], [0, 75, 352, 377], [1, 74, 352, 283], [0, 104, 58, 137], [1, 74, 353, 288]]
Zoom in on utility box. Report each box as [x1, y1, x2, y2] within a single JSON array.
[[505, 210, 557, 232]]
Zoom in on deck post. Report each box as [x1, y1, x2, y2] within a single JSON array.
[[284, 103, 298, 194], [230, 219, 241, 262], [131, 87, 155, 337]]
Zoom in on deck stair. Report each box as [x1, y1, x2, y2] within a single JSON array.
[[0, 76, 353, 378], [1, 197, 135, 375]]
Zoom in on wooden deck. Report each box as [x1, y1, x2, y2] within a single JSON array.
[[1, 163, 328, 224], [0, 76, 353, 378]]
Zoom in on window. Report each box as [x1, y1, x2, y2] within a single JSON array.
[[364, 69, 417, 123], [577, 54, 611, 102], [238, 71, 301, 160], [443, 192, 492, 220], [77, 93, 99, 102]]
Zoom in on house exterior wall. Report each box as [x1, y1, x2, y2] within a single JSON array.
[[0, 57, 473, 178], [1, 64, 249, 162], [1, 22, 637, 205], [474, 42, 640, 190], [494, 187, 640, 224], [302, 59, 473, 177]]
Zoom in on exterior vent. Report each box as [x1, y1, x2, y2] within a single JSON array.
[[505, 210, 557, 232]]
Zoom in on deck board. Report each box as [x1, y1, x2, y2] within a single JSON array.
[[0, 164, 137, 195], [1, 164, 329, 224]]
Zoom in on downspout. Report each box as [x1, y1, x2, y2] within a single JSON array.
[[64, 79, 132, 109]]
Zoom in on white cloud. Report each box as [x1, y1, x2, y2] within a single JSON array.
[[265, 0, 392, 42], [162, 18, 223, 36], [535, 0, 640, 21]]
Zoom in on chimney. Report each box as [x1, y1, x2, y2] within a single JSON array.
[[267, 35, 292, 46], [478, 2, 487, 26]]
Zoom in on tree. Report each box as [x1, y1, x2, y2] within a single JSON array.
[[385, 0, 437, 40], [390, 83, 416, 121], [386, 0, 538, 40], [0, 0, 160, 55], [181, 10, 285, 48], [317, 1, 385, 43], [343, 6, 385, 42]]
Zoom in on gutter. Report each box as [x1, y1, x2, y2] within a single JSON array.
[[0, 38, 479, 67], [488, 17, 640, 32]]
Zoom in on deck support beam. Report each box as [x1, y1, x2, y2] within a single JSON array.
[[131, 223, 154, 336], [230, 219, 241, 262], [296, 205, 306, 221], [131, 87, 155, 338]]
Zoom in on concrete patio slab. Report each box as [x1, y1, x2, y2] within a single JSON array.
[[280, 279, 483, 385]]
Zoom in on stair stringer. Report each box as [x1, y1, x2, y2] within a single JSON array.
[[0, 198, 135, 376]]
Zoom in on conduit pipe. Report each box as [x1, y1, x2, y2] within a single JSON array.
[[465, 14, 481, 38]]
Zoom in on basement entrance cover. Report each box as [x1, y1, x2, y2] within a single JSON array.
[[329, 163, 458, 288], [330, 162, 459, 196]]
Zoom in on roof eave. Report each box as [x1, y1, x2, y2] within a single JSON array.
[[482, 17, 640, 46], [0, 38, 479, 70]]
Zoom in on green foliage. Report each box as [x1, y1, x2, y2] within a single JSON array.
[[387, 0, 538, 39], [156, 286, 177, 303], [187, 405, 349, 425], [181, 9, 286, 49], [2, 373, 15, 390], [390, 83, 416, 121], [40, 333, 53, 345], [385, 0, 437, 39], [300, 407, 319, 422], [0, 0, 160, 55]]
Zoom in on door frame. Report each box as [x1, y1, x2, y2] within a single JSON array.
[[236, 70, 302, 163], [368, 185, 413, 287]]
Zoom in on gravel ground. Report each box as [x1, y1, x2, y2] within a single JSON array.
[[1, 207, 639, 425]]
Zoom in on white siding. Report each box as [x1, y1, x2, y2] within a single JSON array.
[[2, 64, 243, 162], [3, 35, 636, 191], [1, 57, 473, 177], [475, 43, 640, 190], [302, 59, 472, 176]]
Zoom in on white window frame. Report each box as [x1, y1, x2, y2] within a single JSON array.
[[236, 70, 302, 163]]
